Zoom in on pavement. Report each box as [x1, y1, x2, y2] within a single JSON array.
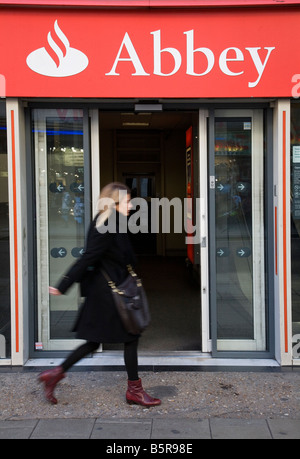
[[0, 366, 299, 440], [0, 415, 300, 439]]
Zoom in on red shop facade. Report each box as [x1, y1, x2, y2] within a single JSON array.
[[0, 0, 300, 367]]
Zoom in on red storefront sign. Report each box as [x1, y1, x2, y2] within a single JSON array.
[[0, 7, 299, 97]]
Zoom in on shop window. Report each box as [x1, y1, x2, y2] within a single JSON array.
[[0, 101, 10, 359], [291, 101, 300, 359]]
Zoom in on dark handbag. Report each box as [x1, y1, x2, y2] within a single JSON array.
[[101, 265, 150, 335]]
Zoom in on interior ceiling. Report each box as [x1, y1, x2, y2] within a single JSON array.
[[99, 111, 194, 130]]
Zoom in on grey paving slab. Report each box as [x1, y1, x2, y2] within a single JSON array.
[[151, 418, 211, 439], [210, 418, 272, 439], [0, 420, 38, 439], [0, 417, 299, 439], [91, 418, 152, 439], [30, 418, 95, 439], [267, 419, 300, 439]]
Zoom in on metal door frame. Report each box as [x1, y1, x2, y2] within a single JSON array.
[[198, 109, 211, 353], [208, 108, 275, 358], [31, 107, 91, 352], [27, 101, 275, 360]]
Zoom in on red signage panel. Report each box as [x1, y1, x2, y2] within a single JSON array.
[[0, 7, 298, 97]]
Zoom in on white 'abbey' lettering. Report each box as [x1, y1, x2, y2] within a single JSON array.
[[105, 32, 150, 76], [184, 30, 214, 76], [219, 47, 244, 76], [105, 29, 275, 88], [245, 46, 275, 87], [151, 30, 182, 76]]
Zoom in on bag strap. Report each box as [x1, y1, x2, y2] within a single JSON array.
[[101, 268, 111, 283], [101, 265, 142, 292], [100, 268, 118, 292]]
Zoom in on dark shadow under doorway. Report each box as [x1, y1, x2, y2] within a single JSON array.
[[104, 256, 202, 352]]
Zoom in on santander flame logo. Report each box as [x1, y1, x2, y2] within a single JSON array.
[[26, 20, 89, 77]]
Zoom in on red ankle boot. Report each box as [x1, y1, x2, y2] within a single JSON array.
[[126, 379, 161, 407], [38, 366, 65, 405]]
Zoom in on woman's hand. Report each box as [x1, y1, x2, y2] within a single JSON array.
[[49, 286, 62, 296]]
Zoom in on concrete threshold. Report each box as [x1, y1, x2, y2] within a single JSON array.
[[24, 351, 280, 369]]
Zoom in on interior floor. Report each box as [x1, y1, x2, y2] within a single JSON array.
[[104, 256, 202, 352]]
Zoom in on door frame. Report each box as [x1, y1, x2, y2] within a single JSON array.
[[208, 108, 275, 358], [27, 101, 274, 359], [198, 109, 211, 353], [32, 107, 91, 352]]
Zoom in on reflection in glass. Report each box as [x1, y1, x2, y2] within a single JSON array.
[[47, 116, 85, 339], [0, 101, 10, 358], [215, 118, 254, 341], [33, 110, 85, 344]]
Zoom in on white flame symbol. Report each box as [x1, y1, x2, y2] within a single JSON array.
[[26, 20, 89, 77]]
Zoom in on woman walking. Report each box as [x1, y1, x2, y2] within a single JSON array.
[[39, 182, 161, 408]]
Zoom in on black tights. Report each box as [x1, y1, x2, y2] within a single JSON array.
[[61, 338, 139, 381]]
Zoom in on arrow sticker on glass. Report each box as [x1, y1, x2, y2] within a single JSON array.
[[71, 247, 85, 258], [50, 247, 67, 258], [49, 182, 65, 193], [216, 247, 230, 257], [236, 247, 251, 258], [236, 182, 249, 194], [70, 182, 84, 193]]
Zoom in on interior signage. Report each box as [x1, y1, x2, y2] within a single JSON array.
[[0, 8, 298, 97]]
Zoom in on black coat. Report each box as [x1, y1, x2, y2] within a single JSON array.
[[56, 212, 138, 343]]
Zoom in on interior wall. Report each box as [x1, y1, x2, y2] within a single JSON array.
[[163, 129, 186, 256], [99, 126, 187, 256], [99, 129, 114, 186]]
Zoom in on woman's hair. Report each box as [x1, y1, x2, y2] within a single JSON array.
[[95, 182, 130, 231]]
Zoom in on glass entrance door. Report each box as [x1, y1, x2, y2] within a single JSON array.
[[33, 108, 90, 351], [209, 109, 267, 353]]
